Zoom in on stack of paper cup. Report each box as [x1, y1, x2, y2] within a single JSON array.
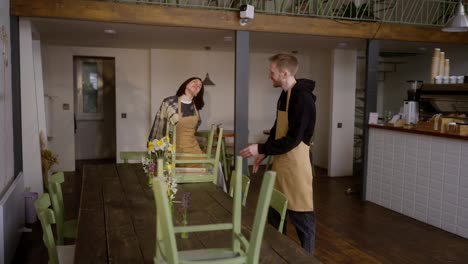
[[431, 48, 440, 83], [438, 52, 445, 78], [444, 59, 450, 76]]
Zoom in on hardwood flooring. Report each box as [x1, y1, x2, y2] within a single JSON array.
[[13, 161, 468, 264]]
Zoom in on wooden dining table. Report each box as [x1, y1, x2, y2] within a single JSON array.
[[74, 163, 320, 264]]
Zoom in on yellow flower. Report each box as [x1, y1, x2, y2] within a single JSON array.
[[147, 141, 154, 152], [163, 136, 170, 142], [156, 140, 164, 150], [168, 145, 175, 152], [167, 163, 173, 172]]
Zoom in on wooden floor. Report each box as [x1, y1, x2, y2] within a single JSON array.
[[13, 160, 468, 264]]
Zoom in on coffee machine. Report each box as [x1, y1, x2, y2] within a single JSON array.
[[403, 80, 423, 125]]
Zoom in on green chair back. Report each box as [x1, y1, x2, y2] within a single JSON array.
[[49, 172, 77, 245], [152, 156, 276, 264], [229, 171, 250, 207], [35, 193, 59, 264], [269, 189, 288, 232], [120, 151, 148, 163], [167, 122, 224, 184]]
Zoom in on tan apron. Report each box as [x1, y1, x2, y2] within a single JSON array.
[[176, 97, 203, 167], [271, 88, 314, 211]]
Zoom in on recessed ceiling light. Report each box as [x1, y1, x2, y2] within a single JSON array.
[[104, 29, 117, 35], [337, 42, 348, 47]]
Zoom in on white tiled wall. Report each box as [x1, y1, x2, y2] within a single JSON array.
[[366, 128, 468, 239]]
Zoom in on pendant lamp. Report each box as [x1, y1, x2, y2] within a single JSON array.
[[442, 0, 468, 32], [202, 73, 215, 86]]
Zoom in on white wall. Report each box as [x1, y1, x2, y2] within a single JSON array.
[[150, 49, 235, 131], [33, 40, 47, 144], [42, 45, 333, 170], [0, 0, 14, 195], [328, 49, 357, 177], [41, 46, 150, 170], [19, 19, 44, 194]]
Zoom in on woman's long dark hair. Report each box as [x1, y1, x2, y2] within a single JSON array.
[[176, 77, 205, 110]]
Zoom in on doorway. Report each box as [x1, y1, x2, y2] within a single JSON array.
[[73, 56, 116, 160]]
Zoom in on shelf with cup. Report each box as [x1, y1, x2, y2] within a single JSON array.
[[421, 83, 468, 92]]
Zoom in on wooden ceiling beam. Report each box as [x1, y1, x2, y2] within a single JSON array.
[[10, 0, 468, 44]]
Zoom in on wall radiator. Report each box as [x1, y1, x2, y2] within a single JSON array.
[[0, 173, 25, 264]]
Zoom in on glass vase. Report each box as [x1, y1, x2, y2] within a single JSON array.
[[181, 218, 188, 239], [147, 171, 154, 187]]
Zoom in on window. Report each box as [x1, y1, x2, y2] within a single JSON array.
[[75, 58, 104, 120]]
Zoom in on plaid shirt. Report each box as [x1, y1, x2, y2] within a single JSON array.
[[148, 95, 201, 141]]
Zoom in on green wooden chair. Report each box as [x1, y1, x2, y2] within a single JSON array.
[[167, 122, 224, 184], [152, 156, 276, 264], [35, 193, 75, 264], [120, 151, 148, 163], [196, 124, 231, 182], [48, 172, 77, 245], [229, 170, 250, 207], [269, 189, 288, 232]]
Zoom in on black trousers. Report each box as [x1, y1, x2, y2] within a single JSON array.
[[268, 208, 316, 255]]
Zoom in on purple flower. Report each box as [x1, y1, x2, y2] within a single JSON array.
[[178, 192, 192, 215], [149, 162, 156, 173]]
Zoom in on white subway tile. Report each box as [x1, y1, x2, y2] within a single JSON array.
[[461, 144, 468, 157], [415, 193, 428, 205], [427, 216, 442, 228], [458, 207, 468, 219], [459, 197, 468, 209], [414, 210, 427, 222], [428, 179, 443, 192], [444, 165, 460, 179], [431, 141, 445, 153], [444, 154, 460, 166], [460, 177, 468, 188], [417, 167, 430, 178], [430, 152, 444, 163], [428, 188, 442, 201], [456, 226, 468, 239], [444, 183, 458, 195], [441, 222, 457, 233], [443, 192, 458, 205], [406, 148, 418, 157], [428, 198, 441, 210], [459, 187, 468, 199], [442, 202, 458, 215], [418, 151, 431, 161], [442, 212, 457, 224], [416, 176, 428, 187], [459, 216, 468, 229], [430, 171, 444, 182], [428, 207, 441, 218], [445, 141, 462, 156], [430, 161, 444, 174]]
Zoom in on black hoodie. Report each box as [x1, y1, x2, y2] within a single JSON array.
[[258, 78, 316, 156]]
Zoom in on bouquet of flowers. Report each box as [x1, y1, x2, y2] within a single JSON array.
[[142, 136, 177, 202]]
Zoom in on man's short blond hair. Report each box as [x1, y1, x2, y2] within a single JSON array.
[[269, 53, 299, 75]]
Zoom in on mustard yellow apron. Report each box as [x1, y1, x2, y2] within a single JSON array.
[[176, 97, 203, 167], [271, 88, 314, 211]]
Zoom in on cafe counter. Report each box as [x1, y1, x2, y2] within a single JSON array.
[[366, 124, 468, 239]]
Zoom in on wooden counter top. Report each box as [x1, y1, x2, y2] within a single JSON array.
[[368, 124, 468, 141]]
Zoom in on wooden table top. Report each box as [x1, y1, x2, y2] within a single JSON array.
[[75, 163, 319, 264]]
